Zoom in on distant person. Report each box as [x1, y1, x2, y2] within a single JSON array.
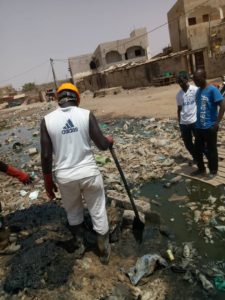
[[176, 74, 198, 164], [192, 69, 225, 177], [40, 82, 113, 264]]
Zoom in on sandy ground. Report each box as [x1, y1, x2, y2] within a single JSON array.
[[81, 85, 178, 120], [0, 84, 179, 122]]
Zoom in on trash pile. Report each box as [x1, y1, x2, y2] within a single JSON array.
[[0, 102, 225, 299]]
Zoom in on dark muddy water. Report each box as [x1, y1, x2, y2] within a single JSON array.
[[140, 176, 225, 299], [0, 126, 40, 166]]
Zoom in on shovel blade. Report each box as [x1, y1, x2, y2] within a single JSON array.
[[132, 217, 145, 243]]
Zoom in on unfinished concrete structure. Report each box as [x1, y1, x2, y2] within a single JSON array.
[[68, 53, 93, 80], [92, 28, 150, 70], [168, 0, 225, 76], [68, 28, 150, 80]]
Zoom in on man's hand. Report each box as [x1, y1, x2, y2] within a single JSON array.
[[106, 135, 114, 149], [6, 165, 33, 185], [43, 174, 58, 200], [212, 122, 219, 132], [22, 175, 34, 185]]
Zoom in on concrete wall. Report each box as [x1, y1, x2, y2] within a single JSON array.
[[68, 53, 93, 78], [168, 0, 225, 52], [205, 53, 225, 78], [77, 53, 188, 92], [206, 22, 225, 78]]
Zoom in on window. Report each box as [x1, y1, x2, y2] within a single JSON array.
[[202, 14, 209, 22], [135, 49, 142, 56], [188, 17, 196, 26]]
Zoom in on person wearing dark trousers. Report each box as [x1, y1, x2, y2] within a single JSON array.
[[195, 128, 218, 174], [192, 69, 225, 177], [176, 73, 198, 163]]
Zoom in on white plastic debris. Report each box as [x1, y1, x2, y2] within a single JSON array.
[[29, 190, 39, 200], [20, 190, 28, 197]]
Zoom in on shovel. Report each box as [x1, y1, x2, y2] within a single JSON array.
[[110, 148, 145, 236]]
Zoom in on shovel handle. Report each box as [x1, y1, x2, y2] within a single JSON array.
[[110, 148, 141, 221]]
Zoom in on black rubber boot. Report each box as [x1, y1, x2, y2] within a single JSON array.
[[97, 231, 111, 265], [68, 224, 85, 257]]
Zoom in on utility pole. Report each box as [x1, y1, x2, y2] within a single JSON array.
[[68, 59, 74, 84], [50, 58, 58, 90], [208, 14, 212, 58]]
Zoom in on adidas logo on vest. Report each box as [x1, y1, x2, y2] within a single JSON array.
[[62, 119, 78, 134]]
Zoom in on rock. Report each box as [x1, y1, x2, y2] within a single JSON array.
[[161, 158, 174, 167], [0, 242, 21, 254], [123, 210, 145, 225], [107, 191, 150, 214], [32, 131, 39, 136], [170, 175, 182, 183]]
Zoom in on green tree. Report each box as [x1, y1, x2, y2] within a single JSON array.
[[22, 82, 37, 92]]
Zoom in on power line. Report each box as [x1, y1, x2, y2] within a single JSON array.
[[0, 0, 213, 84], [53, 58, 68, 62], [44, 65, 52, 83], [0, 60, 48, 85], [101, 0, 212, 53], [52, 0, 212, 63]]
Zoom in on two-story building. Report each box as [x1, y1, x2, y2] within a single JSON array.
[[68, 28, 150, 80], [167, 0, 225, 77]]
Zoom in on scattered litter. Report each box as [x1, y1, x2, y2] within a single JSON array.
[[194, 210, 201, 223], [214, 225, 225, 233], [166, 249, 175, 261], [95, 155, 111, 165], [169, 194, 188, 202], [197, 272, 214, 291], [214, 275, 225, 291], [19, 190, 28, 197], [29, 190, 39, 200], [28, 147, 38, 155], [127, 254, 168, 285]]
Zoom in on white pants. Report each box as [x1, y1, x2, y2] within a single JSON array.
[[58, 174, 109, 235]]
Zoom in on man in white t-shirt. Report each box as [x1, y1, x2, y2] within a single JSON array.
[[176, 74, 198, 163]]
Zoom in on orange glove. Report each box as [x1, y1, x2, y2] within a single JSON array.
[[106, 135, 114, 149], [6, 165, 33, 185], [43, 174, 58, 200]]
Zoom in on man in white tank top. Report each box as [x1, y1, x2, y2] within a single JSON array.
[[40, 82, 113, 264]]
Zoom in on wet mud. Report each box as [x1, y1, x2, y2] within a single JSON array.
[[3, 203, 75, 294]]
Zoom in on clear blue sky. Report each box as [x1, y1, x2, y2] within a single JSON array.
[[0, 0, 176, 89]]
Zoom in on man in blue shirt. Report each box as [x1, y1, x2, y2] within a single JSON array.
[[192, 69, 225, 177]]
